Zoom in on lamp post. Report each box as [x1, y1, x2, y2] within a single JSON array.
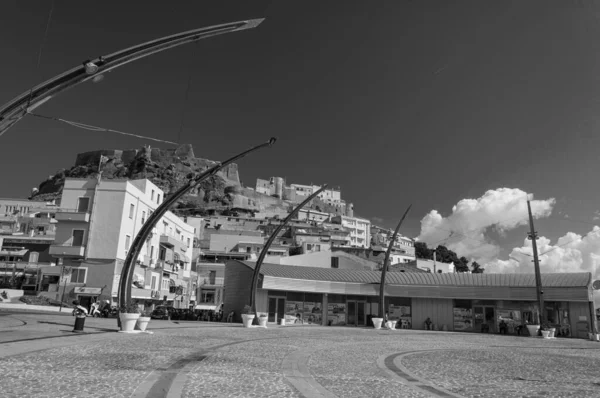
[[0, 19, 264, 137], [249, 185, 328, 321], [378, 205, 412, 319], [117, 138, 276, 327], [526, 195, 545, 327]]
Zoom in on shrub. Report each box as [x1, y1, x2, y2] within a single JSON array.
[[19, 296, 53, 306]]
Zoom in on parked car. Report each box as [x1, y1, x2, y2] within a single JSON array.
[[151, 306, 174, 320]]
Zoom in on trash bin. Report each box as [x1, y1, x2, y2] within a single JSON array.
[[73, 315, 86, 333]]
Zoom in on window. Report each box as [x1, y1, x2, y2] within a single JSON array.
[[125, 235, 131, 254], [70, 268, 86, 283], [77, 197, 90, 212], [151, 275, 157, 290], [150, 246, 154, 259], [129, 204, 135, 219], [157, 194, 161, 204], [151, 190, 155, 201], [331, 257, 339, 268], [159, 247, 166, 261], [72, 230, 85, 246], [187, 237, 190, 247], [141, 211, 146, 224]]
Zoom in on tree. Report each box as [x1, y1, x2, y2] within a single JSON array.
[[415, 242, 433, 260], [471, 261, 485, 274], [454, 256, 470, 273]]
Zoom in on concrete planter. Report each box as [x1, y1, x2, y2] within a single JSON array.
[[242, 314, 255, 328], [548, 328, 556, 338], [119, 313, 140, 332], [389, 320, 398, 330], [136, 316, 151, 332], [541, 330, 550, 339], [258, 316, 268, 327], [526, 325, 540, 337], [372, 318, 383, 330]]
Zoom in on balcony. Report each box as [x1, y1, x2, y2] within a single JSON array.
[[159, 234, 178, 248], [55, 210, 90, 223], [49, 244, 85, 257], [200, 276, 224, 286]]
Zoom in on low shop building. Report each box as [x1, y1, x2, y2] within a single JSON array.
[[223, 260, 597, 339]]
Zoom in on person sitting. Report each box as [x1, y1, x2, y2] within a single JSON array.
[[424, 317, 432, 330], [499, 320, 508, 335], [226, 310, 234, 323]]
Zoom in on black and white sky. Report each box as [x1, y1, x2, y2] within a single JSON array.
[[2, 1, 600, 297]]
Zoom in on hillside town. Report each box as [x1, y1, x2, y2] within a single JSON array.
[[0, 144, 447, 317]]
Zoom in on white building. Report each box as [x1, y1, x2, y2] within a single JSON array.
[[330, 215, 371, 248], [45, 178, 195, 310]]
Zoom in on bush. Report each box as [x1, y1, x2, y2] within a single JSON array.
[[19, 295, 53, 306]]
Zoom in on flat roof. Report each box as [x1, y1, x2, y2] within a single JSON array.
[[234, 260, 591, 288]]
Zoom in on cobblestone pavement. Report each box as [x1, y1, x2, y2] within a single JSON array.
[[0, 313, 599, 398]]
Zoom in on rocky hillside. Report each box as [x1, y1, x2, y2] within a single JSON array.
[[30, 144, 239, 214]]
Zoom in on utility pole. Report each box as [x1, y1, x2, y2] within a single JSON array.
[[527, 196, 545, 327]]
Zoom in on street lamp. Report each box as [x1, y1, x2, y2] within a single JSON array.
[[378, 205, 412, 320]]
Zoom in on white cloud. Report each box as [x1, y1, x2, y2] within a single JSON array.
[[417, 188, 555, 263], [485, 227, 600, 307], [593, 210, 600, 221]]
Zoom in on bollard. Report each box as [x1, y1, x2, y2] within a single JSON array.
[[73, 315, 86, 333], [279, 318, 285, 326]]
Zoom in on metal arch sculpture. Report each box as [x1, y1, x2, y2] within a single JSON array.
[[378, 204, 412, 319], [0, 19, 264, 137], [249, 185, 328, 319], [118, 137, 276, 315]]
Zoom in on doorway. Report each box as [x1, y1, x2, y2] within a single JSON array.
[[347, 300, 366, 326], [268, 297, 285, 323], [473, 306, 496, 333], [78, 295, 93, 312]]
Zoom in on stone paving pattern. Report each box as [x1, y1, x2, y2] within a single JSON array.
[[0, 311, 599, 397]]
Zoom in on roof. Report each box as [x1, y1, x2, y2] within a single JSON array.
[[235, 261, 591, 287]]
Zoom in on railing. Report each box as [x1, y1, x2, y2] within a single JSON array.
[[200, 277, 224, 286]]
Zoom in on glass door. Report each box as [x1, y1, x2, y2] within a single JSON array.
[[268, 297, 286, 323], [473, 306, 496, 332], [347, 301, 356, 325], [346, 300, 367, 326]]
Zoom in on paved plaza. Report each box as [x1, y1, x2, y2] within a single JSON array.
[[1, 311, 599, 398]]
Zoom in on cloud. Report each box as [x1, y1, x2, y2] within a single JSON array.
[[593, 210, 600, 221], [486, 227, 600, 306], [417, 188, 556, 263]]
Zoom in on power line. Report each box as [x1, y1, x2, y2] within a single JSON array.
[[27, 0, 55, 108], [28, 112, 179, 145]]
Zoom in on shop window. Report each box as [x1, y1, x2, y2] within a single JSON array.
[[70, 268, 86, 283]]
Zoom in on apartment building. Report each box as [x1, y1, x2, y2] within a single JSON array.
[[330, 215, 371, 248], [44, 178, 195, 311]]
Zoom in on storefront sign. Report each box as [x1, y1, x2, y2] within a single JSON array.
[[453, 308, 473, 331], [303, 302, 323, 325], [74, 287, 102, 295]]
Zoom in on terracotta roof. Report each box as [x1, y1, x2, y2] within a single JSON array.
[[236, 261, 591, 287]]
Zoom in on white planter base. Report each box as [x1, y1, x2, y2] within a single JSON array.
[[526, 325, 540, 338], [372, 318, 383, 330], [242, 314, 255, 328], [258, 317, 268, 327], [119, 313, 140, 332], [136, 317, 151, 332]]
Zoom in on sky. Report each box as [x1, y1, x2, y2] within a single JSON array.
[[2, 1, 600, 298]]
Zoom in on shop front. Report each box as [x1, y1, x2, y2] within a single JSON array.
[[223, 260, 596, 338]]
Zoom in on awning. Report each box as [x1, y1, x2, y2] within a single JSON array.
[[195, 304, 217, 310], [0, 249, 28, 257], [177, 252, 190, 263]]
